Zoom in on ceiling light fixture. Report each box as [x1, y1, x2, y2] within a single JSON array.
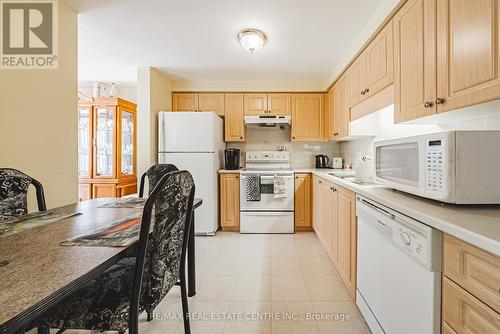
[[238, 29, 267, 53]]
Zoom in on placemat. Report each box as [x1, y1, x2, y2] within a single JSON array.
[[60, 213, 144, 247], [0, 210, 81, 238], [97, 197, 147, 209]]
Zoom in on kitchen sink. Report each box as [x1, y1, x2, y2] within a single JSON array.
[[328, 174, 384, 187]]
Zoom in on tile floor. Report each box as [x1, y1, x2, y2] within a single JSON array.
[[140, 232, 371, 334]]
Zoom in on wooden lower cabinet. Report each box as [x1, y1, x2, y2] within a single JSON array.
[[220, 173, 240, 231], [92, 183, 117, 199], [443, 277, 500, 334], [294, 173, 312, 231], [443, 234, 500, 334], [78, 183, 92, 202], [313, 175, 357, 299], [335, 186, 357, 298]]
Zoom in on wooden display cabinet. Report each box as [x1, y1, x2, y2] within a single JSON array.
[[78, 97, 137, 201]]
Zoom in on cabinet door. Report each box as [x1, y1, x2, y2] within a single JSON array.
[[366, 21, 394, 97], [291, 93, 325, 141], [199, 93, 225, 116], [336, 186, 357, 299], [268, 93, 291, 115], [394, 0, 437, 123], [319, 180, 333, 254], [78, 183, 91, 201], [437, 0, 500, 113], [92, 183, 117, 198], [443, 277, 500, 334], [312, 176, 321, 233], [336, 76, 350, 139], [118, 108, 136, 178], [172, 93, 199, 111], [294, 173, 312, 231], [93, 107, 116, 178], [224, 93, 245, 142], [244, 93, 267, 115], [220, 173, 240, 231], [348, 52, 368, 108], [78, 106, 93, 179]]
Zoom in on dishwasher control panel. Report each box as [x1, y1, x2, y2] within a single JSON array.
[[394, 224, 428, 265]]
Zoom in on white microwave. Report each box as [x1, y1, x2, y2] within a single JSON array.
[[374, 131, 500, 204]]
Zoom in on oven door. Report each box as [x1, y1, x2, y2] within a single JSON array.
[[240, 211, 294, 234], [240, 174, 294, 211]]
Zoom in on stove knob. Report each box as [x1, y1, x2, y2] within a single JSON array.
[[400, 231, 411, 246]]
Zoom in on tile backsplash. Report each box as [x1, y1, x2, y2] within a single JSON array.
[[339, 105, 500, 180], [227, 127, 340, 168]]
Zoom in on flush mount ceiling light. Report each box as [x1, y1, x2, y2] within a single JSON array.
[[238, 29, 267, 53]]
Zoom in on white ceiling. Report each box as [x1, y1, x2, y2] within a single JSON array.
[[67, 0, 384, 88]]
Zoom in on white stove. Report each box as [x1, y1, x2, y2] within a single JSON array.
[[240, 151, 294, 234]]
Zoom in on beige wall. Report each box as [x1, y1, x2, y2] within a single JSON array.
[[136, 67, 172, 182], [0, 0, 78, 211]]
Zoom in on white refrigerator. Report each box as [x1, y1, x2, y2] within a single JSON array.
[[158, 112, 224, 235]]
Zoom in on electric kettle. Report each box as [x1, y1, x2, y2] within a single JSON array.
[[315, 154, 330, 168]]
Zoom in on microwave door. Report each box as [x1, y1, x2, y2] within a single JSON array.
[[376, 142, 420, 187]]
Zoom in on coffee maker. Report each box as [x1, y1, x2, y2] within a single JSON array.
[[315, 154, 330, 168], [224, 149, 240, 170]]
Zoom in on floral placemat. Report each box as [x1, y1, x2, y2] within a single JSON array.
[[60, 213, 145, 247], [0, 210, 81, 238]]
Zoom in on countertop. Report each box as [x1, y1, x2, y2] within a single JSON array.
[[217, 167, 500, 255], [305, 168, 500, 257]]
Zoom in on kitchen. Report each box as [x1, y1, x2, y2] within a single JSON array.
[[1, 0, 500, 334]]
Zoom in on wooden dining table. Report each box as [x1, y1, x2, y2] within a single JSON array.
[[0, 197, 202, 334]]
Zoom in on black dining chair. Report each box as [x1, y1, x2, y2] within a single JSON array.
[[138, 163, 179, 197], [36, 170, 196, 334], [0, 168, 46, 221]]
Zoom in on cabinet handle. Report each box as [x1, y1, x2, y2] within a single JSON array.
[[292, 136, 296, 139], [240, 136, 243, 139], [319, 180, 322, 184], [334, 132, 339, 136], [360, 90, 365, 96], [435, 98, 446, 105], [424, 101, 434, 108], [365, 88, 369, 94]]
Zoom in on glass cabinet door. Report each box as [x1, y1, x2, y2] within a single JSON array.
[[78, 107, 92, 178], [95, 107, 115, 177], [121, 110, 134, 176]]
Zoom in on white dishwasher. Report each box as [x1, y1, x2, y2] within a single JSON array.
[[355, 195, 442, 334]]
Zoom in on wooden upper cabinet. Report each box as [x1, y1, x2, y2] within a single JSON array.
[[348, 52, 368, 108], [437, 0, 500, 114], [198, 93, 225, 116], [244, 93, 268, 115], [267, 93, 291, 115], [224, 93, 245, 142], [291, 93, 325, 141], [394, 0, 437, 123], [336, 76, 350, 139], [220, 173, 240, 231], [366, 21, 394, 97], [294, 173, 312, 231], [172, 93, 199, 111]]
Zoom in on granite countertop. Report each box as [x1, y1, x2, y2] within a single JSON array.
[[303, 168, 500, 257]]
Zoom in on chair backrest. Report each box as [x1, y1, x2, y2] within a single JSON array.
[[138, 164, 179, 197], [0, 168, 47, 221], [130, 170, 195, 327]]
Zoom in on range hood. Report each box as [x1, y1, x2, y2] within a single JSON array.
[[244, 115, 291, 127]]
